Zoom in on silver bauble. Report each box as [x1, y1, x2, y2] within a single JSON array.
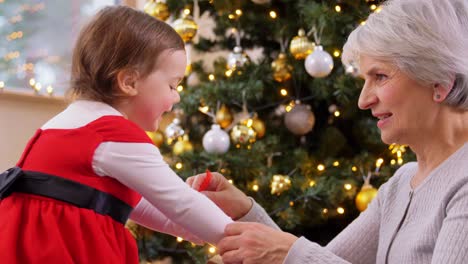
[[227, 46, 250, 70], [284, 104, 315, 135], [164, 118, 185, 144]]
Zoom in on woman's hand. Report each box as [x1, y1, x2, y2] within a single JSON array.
[[186, 172, 252, 220], [218, 222, 298, 264]]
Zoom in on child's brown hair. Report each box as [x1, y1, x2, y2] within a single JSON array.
[[70, 5, 184, 104]]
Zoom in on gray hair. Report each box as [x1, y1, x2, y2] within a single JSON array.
[[342, 0, 468, 110]]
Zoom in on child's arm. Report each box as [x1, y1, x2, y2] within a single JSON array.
[[93, 141, 233, 245], [130, 198, 203, 244]]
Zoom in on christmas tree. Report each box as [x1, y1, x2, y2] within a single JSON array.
[[129, 0, 414, 263], [0, 0, 109, 95], [0, 0, 44, 91]]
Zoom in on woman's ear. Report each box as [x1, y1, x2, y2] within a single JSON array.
[[433, 77, 455, 103], [116, 69, 139, 96]]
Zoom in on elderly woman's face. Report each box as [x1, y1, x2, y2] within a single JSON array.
[[358, 55, 435, 145]]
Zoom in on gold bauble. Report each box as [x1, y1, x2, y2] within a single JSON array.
[[270, 174, 291, 195], [249, 117, 266, 138], [271, 52, 293, 82], [230, 124, 257, 145], [144, 0, 170, 21], [289, 29, 315, 60], [355, 184, 378, 212], [216, 104, 233, 129], [172, 14, 198, 42], [173, 136, 193, 155], [146, 131, 164, 147]]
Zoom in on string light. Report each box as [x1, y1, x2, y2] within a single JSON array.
[[375, 158, 384, 171], [209, 246, 216, 254], [176, 237, 184, 242], [280, 88, 288, 96], [198, 105, 209, 114], [360, 21, 366, 26], [390, 159, 396, 165], [46, 85, 53, 95], [289, 201, 294, 207], [285, 101, 295, 112], [351, 166, 358, 172], [344, 183, 352, 190], [228, 179, 233, 184], [337, 207, 345, 214], [269, 10, 277, 19], [228, 14, 235, 19], [309, 180, 316, 187], [252, 184, 259, 191], [333, 161, 340, 167], [183, 8, 191, 15], [370, 4, 377, 10], [225, 69, 233, 77], [34, 82, 42, 92], [235, 9, 242, 16], [177, 85, 184, 92], [208, 74, 215, 81], [333, 50, 341, 57], [175, 162, 183, 170], [317, 164, 325, 171], [335, 5, 341, 12], [322, 208, 328, 214], [375, 6, 382, 13], [334, 110, 341, 117]]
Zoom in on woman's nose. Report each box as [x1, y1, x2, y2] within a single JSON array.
[[358, 82, 378, 110]]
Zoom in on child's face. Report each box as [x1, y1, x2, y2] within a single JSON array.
[[130, 49, 186, 131]]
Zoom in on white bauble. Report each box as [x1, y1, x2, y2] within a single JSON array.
[[304, 45, 334, 78], [203, 124, 230, 154]]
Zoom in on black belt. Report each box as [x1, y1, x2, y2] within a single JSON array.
[[0, 167, 133, 224]]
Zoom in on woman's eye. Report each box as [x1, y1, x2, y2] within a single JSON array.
[[375, 74, 387, 81]]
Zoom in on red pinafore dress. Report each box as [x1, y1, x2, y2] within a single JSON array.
[[0, 116, 152, 263]]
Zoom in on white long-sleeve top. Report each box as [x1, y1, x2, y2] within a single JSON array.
[[42, 100, 233, 245]]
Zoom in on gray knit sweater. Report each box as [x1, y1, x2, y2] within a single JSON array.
[[239, 142, 468, 263]]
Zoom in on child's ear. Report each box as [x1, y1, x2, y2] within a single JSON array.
[[116, 69, 139, 96]]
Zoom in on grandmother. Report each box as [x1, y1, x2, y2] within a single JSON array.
[[188, 0, 468, 263]]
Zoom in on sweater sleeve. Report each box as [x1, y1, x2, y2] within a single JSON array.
[[92, 141, 233, 245], [238, 195, 379, 264], [431, 179, 468, 263], [237, 198, 280, 229]]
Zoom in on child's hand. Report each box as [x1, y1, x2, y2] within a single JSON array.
[[186, 172, 252, 220]]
